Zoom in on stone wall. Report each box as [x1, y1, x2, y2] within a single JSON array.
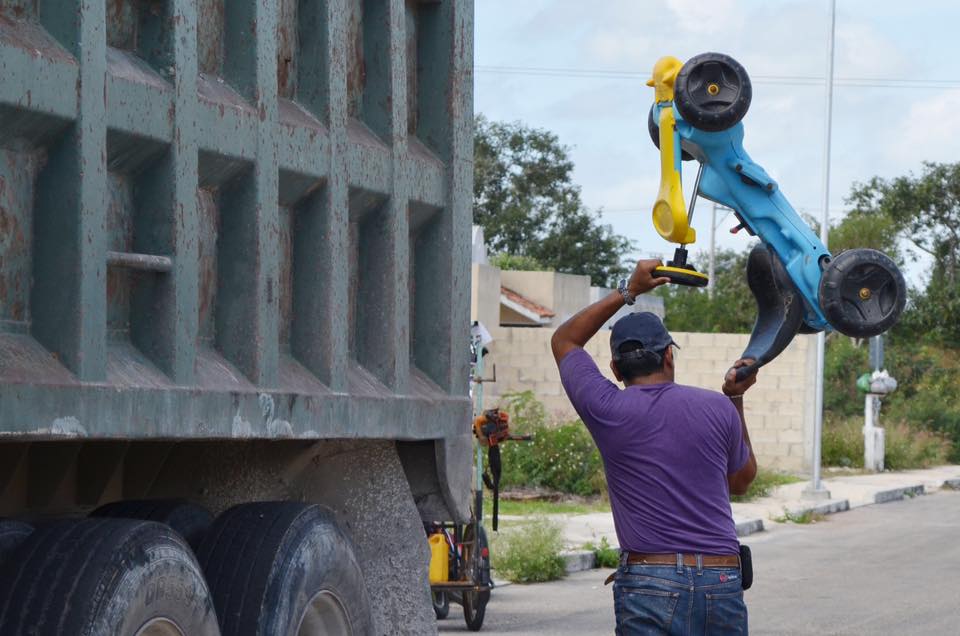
[[482, 327, 818, 473]]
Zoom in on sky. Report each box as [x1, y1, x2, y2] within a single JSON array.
[[473, 0, 960, 288]]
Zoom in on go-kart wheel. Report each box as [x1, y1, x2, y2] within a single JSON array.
[[675, 52, 752, 132], [819, 248, 906, 338], [647, 105, 695, 161]]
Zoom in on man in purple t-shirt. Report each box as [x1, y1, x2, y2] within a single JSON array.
[[551, 259, 758, 635]]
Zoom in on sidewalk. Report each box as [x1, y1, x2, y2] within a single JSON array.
[[503, 465, 960, 573]]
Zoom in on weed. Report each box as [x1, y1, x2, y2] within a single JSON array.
[[583, 536, 619, 569], [491, 517, 567, 584], [772, 508, 825, 524]]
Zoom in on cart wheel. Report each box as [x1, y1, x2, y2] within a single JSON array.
[[675, 52, 752, 132], [819, 248, 906, 338], [462, 525, 490, 632], [433, 591, 450, 619], [646, 105, 695, 161]]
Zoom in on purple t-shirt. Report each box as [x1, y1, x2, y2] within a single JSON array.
[[559, 348, 749, 555]]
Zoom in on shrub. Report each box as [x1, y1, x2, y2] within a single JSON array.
[[497, 391, 606, 496], [822, 417, 950, 470], [823, 336, 869, 418], [883, 421, 949, 470], [822, 417, 864, 469], [492, 517, 566, 584], [825, 340, 960, 462]]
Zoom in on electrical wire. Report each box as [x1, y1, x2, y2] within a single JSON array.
[[476, 65, 960, 90]]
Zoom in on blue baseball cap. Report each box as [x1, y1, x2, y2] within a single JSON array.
[[610, 312, 678, 361]]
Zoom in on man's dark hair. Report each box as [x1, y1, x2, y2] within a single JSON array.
[[615, 340, 668, 381]]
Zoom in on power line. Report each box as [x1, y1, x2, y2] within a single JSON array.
[[476, 65, 960, 90]]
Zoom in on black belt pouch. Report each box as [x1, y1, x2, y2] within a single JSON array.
[[739, 544, 753, 590]]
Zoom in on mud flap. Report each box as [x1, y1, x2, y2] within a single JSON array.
[[736, 244, 807, 381]]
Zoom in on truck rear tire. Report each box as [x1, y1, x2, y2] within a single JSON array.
[[0, 518, 220, 635], [91, 498, 214, 551], [196, 502, 372, 636], [0, 520, 31, 567]]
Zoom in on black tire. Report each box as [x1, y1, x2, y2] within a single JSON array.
[[462, 525, 490, 632], [675, 52, 752, 132], [0, 518, 219, 635], [196, 501, 372, 636], [432, 591, 450, 620], [819, 248, 906, 338], [646, 105, 695, 161], [91, 498, 214, 552], [0, 520, 31, 567]]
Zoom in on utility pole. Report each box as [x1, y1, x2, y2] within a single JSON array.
[[806, 0, 836, 499]]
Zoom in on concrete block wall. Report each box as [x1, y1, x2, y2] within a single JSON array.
[[482, 327, 818, 473]]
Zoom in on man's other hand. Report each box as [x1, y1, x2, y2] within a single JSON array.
[[722, 358, 757, 396], [628, 259, 671, 296]]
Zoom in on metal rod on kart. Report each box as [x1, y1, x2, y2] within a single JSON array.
[[685, 162, 704, 228]]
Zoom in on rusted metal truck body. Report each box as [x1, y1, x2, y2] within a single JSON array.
[[0, 0, 473, 633]]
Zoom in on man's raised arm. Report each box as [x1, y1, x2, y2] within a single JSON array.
[[551, 259, 670, 363]]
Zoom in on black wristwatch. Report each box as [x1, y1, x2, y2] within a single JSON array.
[[618, 278, 636, 306]]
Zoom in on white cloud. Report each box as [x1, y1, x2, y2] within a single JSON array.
[[887, 89, 960, 166], [665, 0, 742, 35]]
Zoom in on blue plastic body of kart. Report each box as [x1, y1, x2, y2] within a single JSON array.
[[654, 102, 832, 332]]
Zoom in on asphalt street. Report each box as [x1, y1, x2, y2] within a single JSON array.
[[437, 491, 960, 635]]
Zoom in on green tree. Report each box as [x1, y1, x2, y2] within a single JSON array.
[[474, 115, 632, 286], [657, 248, 755, 333]]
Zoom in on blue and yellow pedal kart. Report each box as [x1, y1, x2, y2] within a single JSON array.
[[646, 53, 906, 379]]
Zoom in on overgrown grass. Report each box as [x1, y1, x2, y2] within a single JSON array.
[[822, 417, 950, 470], [730, 468, 803, 503], [491, 517, 566, 584], [583, 536, 619, 568]]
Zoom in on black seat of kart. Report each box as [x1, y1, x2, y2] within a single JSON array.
[[735, 244, 807, 381]]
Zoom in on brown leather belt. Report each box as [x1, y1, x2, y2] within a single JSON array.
[[625, 552, 740, 568]]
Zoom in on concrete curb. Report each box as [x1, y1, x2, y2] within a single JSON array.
[[784, 498, 851, 519], [735, 518, 764, 537], [561, 550, 597, 574], [873, 484, 924, 504], [552, 479, 952, 574]]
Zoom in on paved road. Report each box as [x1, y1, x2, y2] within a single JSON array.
[[438, 491, 960, 635]]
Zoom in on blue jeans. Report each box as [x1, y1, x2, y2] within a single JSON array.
[[613, 559, 747, 635]]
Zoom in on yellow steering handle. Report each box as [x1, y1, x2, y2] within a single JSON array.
[[648, 56, 696, 245]]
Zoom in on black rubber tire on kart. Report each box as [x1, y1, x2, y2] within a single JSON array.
[[433, 591, 450, 620], [0, 518, 220, 635], [91, 498, 214, 552], [0, 520, 31, 567], [819, 248, 906, 338], [646, 105, 695, 161], [196, 501, 372, 636], [675, 52, 752, 132], [462, 525, 491, 632]]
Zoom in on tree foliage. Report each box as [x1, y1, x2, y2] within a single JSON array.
[[657, 248, 755, 334], [847, 162, 960, 347], [473, 115, 632, 286]]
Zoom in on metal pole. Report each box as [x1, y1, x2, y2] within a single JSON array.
[[809, 0, 836, 498], [708, 203, 717, 299]]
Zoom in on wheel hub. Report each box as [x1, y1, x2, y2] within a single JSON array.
[[135, 618, 186, 636], [297, 589, 352, 636]]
